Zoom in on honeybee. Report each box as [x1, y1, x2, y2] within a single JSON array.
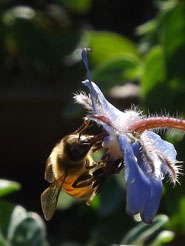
[[41, 121, 106, 221]]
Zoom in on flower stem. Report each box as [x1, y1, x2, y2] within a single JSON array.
[[128, 117, 185, 133]]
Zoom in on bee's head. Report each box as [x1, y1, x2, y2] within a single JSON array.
[[64, 134, 93, 162]]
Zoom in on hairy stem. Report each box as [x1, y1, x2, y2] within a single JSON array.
[[128, 117, 185, 133]]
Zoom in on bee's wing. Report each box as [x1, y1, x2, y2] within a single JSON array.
[[41, 175, 66, 221], [44, 156, 55, 183]]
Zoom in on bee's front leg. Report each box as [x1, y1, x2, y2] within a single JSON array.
[[85, 159, 100, 169], [85, 157, 108, 170], [74, 119, 90, 135]]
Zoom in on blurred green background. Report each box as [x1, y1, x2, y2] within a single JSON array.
[[0, 0, 185, 245]]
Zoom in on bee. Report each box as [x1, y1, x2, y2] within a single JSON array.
[[41, 121, 106, 221]]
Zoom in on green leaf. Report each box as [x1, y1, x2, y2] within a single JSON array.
[[141, 3, 185, 113], [136, 19, 158, 37], [0, 203, 49, 246], [2, 6, 35, 24], [58, 0, 92, 13], [10, 212, 48, 246], [0, 179, 21, 197], [0, 200, 14, 237], [167, 196, 185, 234], [4, 205, 48, 246], [7, 205, 27, 241], [122, 214, 169, 245], [141, 45, 165, 97], [140, 45, 177, 111], [151, 230, 175, 246], [162, 3, 185, 81], [2, 8, 80, 81], [84, 31, 140, 65], [91, 55, 143, 92], [0, 232, 7, 246]]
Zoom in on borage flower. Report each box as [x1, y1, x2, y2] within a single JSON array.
[[74, 48, 184, 224]]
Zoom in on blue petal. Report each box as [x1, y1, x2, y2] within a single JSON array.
[[83, 80, 122, 124], [132, 142, 151, 173], [118, 135, 163, 223], [140, 175, 163, 223], [117, 135, 151, 215], [81, 48, 92, 85], [143, 131, 177, 178], [81, 49, 97, 111], [83, 80, 111, 114], [81, 49, 122, 122], [144, 131, 177, 163], [132, 141, 163, 223]]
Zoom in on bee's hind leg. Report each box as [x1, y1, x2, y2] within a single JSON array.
[[72, 172, 93, 188], [86, 181, 105, 206]]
